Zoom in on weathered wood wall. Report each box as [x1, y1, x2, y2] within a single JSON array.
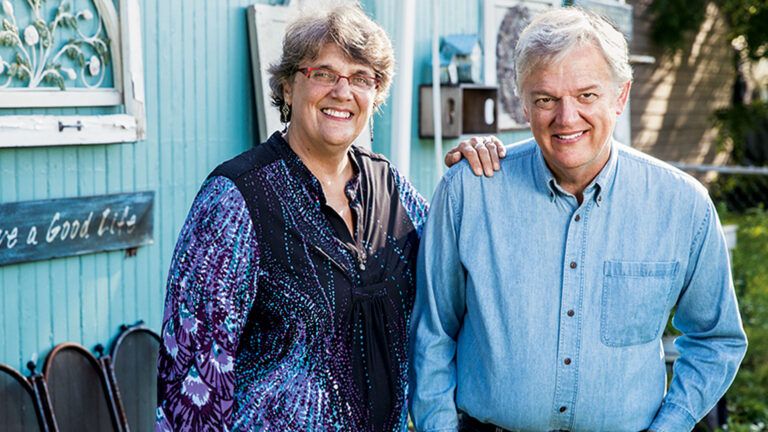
[[0, 0, 259, 372], [629, 0, 734, 163]]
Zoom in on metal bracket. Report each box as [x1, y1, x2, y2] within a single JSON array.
[[58, 120, 83, 132]]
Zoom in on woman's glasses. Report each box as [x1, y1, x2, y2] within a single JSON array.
[[298, 67, 379, 92]]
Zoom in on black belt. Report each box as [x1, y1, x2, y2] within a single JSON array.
[[460, 414, 571, 432], [460, 414, 513, 432]]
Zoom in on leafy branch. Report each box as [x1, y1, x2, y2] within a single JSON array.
[[650, 0, 768, 61]]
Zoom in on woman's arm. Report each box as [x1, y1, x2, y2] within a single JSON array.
[[156, 176, 260, 432]]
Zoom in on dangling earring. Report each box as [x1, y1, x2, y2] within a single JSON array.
[[281, 103, 291, 133], [369, 115, 374, 144]]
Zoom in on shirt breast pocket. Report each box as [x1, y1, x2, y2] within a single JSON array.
[[600, 260, 680, 347]]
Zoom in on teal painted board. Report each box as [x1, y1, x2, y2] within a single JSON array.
[[412, 0, 480, 197], [0, 0, 529, 373], [1, 265, 21, 367], [140, 0, 161, 338], [364, 0, 533, 200], [366, 0, 471, 197], [0, 0, 262, 372], [61, 151, 81, 343], [155, 0, 177, 341], [47, 147, 67, 347]]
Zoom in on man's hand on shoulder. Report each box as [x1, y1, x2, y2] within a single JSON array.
[[445, 135, 506, 177]]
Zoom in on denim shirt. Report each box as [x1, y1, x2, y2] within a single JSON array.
[[409, 139, 747, 432]]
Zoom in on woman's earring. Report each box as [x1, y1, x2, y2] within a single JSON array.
[[369, 115, 374, 144], [281, 104, 291, 132]]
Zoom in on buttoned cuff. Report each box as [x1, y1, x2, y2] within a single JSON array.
[[648, 402, 697, 432]]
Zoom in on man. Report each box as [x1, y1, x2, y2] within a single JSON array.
[[409, 7, 747, 432]]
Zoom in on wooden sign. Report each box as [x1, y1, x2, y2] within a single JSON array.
[[0, 192, 154, 266]]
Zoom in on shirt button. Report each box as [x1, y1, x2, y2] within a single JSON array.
[[559, 406, 567, 413], [564, 357, 572, 365], [574, 214, 581, 222], [569, 261, 577, 269], [567, 309, 575, 317]]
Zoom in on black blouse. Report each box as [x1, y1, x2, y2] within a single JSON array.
[[157, 132, 429, 432]]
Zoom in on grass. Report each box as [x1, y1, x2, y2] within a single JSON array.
[[718, 207, 768, 430]]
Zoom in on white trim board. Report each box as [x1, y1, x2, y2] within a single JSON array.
[[0, 114, 138, 147], [0, 89, 123, 108]]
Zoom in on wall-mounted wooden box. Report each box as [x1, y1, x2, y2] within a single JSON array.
[[419, 84, 498, 138]]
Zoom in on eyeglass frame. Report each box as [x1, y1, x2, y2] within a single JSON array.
[[297, 67, 380, 92]]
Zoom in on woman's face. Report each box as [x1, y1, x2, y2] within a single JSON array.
[[283, 43, 377, 155]]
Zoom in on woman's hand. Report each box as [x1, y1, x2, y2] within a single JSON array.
[[445, 135, 506, 177]]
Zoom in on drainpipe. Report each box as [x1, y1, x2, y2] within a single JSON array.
[[391, 0, 416, 177], [431, 0, 444, 180]]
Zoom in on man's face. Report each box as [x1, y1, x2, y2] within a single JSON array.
[[522, 44, 630, 185]]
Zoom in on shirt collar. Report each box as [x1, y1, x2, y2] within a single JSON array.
[[589, 141, 618, 206], [532, 147, 558, 202], [533, 139, 619, 206]]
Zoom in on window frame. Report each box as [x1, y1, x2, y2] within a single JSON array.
[[0, 0, 145, 147]]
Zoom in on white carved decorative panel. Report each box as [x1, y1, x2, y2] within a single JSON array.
[[0, 0, 145, 147]]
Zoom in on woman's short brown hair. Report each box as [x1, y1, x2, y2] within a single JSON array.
[[268, 3, 395, 113]]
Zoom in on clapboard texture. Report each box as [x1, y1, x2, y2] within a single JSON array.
[[363, 0, 534, 196], [0, 0, 260, 372], [0, 0, 542, 374]]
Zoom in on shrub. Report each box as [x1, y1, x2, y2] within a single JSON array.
[[721, 208, 768, 428]]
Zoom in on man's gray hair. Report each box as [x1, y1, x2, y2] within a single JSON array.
[[514, 7, 632, 97]]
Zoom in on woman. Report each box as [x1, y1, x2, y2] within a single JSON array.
[[156, 4, 503, 431]]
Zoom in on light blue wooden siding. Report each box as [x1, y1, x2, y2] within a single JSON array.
[[0, 0, 261, 372], [365, 0, 533, 197], [0, 0, 536, 373]]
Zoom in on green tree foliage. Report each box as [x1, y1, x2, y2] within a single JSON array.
[[713, 101, 768, 162], [650, 0, 768, 60], [719, 0, 768, 61], [721, 209, 768, 429], [649, 0, 709, 51]]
